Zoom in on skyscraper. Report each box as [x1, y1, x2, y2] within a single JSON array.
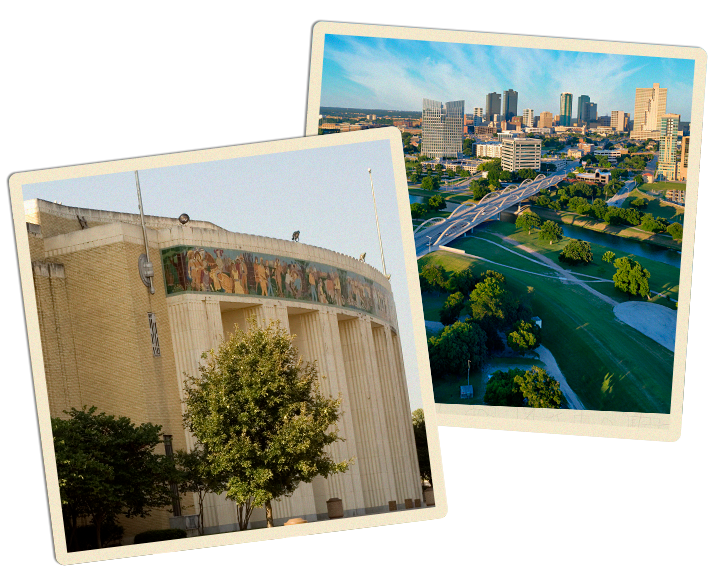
[[502, 89, 518, 122], [539, 111, 554, 128], [473, 107, 484, 126], [577, 95, 590, 124], [421, 98, 464, 159], [523, 108, 534, 128], [630, 83, 668, 140], [486, 93, 501, 123], [611, 111, 629, 132], [560, 93, 573, 126], [657, 113, 680, 180], [679, 135, 690, 181]]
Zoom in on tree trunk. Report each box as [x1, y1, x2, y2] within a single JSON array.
[[265, 500, 274, 528], [94, 514, 103, 549]]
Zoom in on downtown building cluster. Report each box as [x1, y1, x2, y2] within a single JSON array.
[[420, 81, 689, 181]]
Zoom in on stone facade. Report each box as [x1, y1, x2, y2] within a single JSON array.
[[26, 199, 423, 540]]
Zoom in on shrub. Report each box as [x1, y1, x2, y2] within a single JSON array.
[[134, 528, 187, 544]]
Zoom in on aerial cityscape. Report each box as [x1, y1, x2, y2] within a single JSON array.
[[318, 36, 694, 413]]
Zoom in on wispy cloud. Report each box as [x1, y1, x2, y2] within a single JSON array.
[[320, 35, 695, 120]]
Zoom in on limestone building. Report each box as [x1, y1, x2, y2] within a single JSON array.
[[26, 199, 423, 539], [501, 138, 542, 172], [630, 83, 668, 140]]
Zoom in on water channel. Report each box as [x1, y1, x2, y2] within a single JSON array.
[[409, 193, 681, 268], [558, 222, 681, 268]]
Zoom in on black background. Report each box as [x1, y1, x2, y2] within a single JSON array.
[[5, 19, 708, 565]]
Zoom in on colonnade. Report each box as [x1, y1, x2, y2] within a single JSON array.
[[166, 293, 423, 530]]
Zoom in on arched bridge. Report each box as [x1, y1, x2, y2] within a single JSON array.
[[414, 172, 566, 256]]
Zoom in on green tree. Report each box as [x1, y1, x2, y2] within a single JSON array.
[[516, 211, 542, 234], [515, 366, 564, 408], [421, 176, 437, 191], [483, 369, 525, 407], [410, 203, 427, 219], [419, 263, 448, 292], [558, 239, 593, 264], [183, 321, 350, 528], [447, 267, 480, 296], [52, 407, 178, 551], [427, 321, 487, 377], [439, 291, 466, 326], [539, 220, 563, 245], [506, 320, 540, 353], [175, 445, 227, 535], [427, 194, 447, 211], [411, 409, 432, 488], [602, 251, 616, 263], [613, 257, 651, 298], [667, 222, 683, 240]]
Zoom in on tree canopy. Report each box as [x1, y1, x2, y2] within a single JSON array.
[[539, 220, 564, 245], [506, 320, 540, 353], [483, 369, 526, 407], [439, 291, 466, 326], [613, 257, 651, 298], [427, 320, 487, 377], [515, 366, 564, 408], [52, 407, 177, 551], [183, 321, 350, 528], [516, 210, 542, 234], [559, 239, 593, 264]]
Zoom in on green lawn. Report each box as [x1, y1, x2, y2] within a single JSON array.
[[420, 292, 449, 323], [639, 182, 687, 193], [622, 190, 685, 222], [469, 222, 680, 304], [419, 239, 676, 413]]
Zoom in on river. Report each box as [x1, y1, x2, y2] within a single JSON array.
[[559, 222, 681, 268]]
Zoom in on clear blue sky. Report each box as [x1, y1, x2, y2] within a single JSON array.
[[321, 35, 696, 122], [22, 138, 426, 410]]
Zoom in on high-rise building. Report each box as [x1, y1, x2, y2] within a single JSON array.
[[678, 135, 690, 181], [611, 110, 629, 132], [630, 83, 668, 140], [588, 103, 597, 122], [657, 113, 681, 180], [473, 107, 484, 126], [539, 111, 554, 128], [502, 89, 518, 122], [421, 98, 464, 159], [501, 138, 541, 172], [486, 93, 501, 123], [577, 95, 590, 124], [560, 93, 573, 126], [523, 108, 534, 128]]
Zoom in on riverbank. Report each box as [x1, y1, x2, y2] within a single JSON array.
[[531, 206, 682, 251]]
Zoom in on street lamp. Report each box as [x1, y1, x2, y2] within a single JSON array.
[[426, 236, 432, 252]]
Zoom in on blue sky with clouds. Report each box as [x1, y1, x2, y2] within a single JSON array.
[[321, 35, 696, 122]]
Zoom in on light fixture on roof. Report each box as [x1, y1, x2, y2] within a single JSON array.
[[135, 170, 155, 295], [292, 230, 300, 242], [178, 213, 190, 225]]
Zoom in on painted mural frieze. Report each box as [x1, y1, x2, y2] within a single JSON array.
[[161, 245, 393, 323]]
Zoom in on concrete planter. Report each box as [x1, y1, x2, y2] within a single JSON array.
[[423, 488, 435, 507], [326, 497, 344, 519]]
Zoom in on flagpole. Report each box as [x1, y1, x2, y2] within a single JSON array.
[[368, 168, 388, 278]]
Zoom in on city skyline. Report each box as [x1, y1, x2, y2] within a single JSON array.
[[320, 36, 696, 122]]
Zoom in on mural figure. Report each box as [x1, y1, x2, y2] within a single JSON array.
[[161, 245, 394, 324]]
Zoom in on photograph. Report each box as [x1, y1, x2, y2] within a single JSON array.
[[8, 128, 446, 564], [306, 23, 706, 440]]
